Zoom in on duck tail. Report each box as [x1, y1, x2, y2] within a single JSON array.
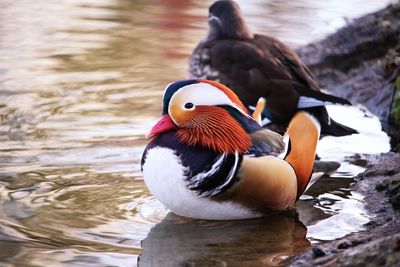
[[282, 112, 320, 198], [322, 118, 358, 136]]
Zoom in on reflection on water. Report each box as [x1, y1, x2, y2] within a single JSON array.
[[0, 0, 392, 266], [139, 212, 309, 267]]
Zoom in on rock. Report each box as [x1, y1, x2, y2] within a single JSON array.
[[289, 3, 400, 266], [291, 153, 400, 266], [296, 2, 400, 130], [338, 242, 350, 249], [312, 247, 326, 258], [350, 240, 364, 247]]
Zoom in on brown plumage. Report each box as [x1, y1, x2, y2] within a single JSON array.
[[189, 0, 357, 136]]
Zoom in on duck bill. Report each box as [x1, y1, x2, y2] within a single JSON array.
[[148, 114, 176, 139]]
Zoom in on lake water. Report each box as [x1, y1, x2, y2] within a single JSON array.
[[0, 0, 392, 266]]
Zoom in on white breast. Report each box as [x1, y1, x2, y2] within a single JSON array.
[[142, 147, 261, 220]]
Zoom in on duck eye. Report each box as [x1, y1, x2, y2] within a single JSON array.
[[184, 102, 194, 109]]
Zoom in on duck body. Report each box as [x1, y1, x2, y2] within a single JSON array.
[[189, 0, 357, 136], [141, 79, 319, 220], [142, 131, 263, 220]]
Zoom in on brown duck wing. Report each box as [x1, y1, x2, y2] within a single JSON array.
[[254, 34, 320, 92]]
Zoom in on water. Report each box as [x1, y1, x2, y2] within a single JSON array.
[[0, 0, 392, 266]]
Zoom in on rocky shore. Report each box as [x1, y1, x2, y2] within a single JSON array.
[[291, 2, 400, 266], [291, 153, 400, 266]]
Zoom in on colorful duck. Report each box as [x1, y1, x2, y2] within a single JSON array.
[[141, 79, 320, 220]]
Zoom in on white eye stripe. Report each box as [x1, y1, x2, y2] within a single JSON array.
[[170, 83, 235, 109]]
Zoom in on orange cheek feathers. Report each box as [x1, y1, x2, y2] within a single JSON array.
[[176, 106, 251, 154], [169, 102, 196, 126]]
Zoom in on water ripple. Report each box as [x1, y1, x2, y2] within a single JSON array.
[[0, 0, 392, 266]]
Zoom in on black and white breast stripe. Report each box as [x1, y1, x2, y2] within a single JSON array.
[[142, 132, 243, 198], [187, 151, 242, 197]]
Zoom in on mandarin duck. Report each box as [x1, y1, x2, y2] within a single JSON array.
[[189, 0, 357, 136], [141, 79, 320, 220]]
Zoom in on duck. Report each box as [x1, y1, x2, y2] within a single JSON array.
[[141, 79, 320, 220], [189, 0, 357, 136]]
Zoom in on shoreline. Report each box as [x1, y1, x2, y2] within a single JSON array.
[[291, 2, 400, 265], [291, 153, 400, 266]]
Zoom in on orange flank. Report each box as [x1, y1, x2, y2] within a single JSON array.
[[284, 112, 320, 198], [200, 79, 248, 113], [233, 155, 297, 212]]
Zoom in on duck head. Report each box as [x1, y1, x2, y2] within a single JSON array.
[[149, 79, 260, 154], [207, 0, 253, 41]]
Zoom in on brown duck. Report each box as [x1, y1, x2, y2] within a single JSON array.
[[189, 0, 357, 136]]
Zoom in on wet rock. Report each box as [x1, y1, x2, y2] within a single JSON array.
[[378, 208, 387, 213], [338, 242, 350, 249], [364, 220, 377, 227], [372, 176, 400, 210], [291, 3, 400, 266], [291, 153, 400, 266], [312, 247, 326, 258], [376, 182, 388, 192], [296, 2, 400, 130], [390, 194, 400, 210], [358, 153, 400, 178], [350, 240, 364, 247], [395, 239, 400, 252]]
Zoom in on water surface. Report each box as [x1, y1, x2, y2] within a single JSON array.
[[0, 0, 391, 266]]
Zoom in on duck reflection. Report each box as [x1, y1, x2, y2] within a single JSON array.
[[138, 211, 310, 266]]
